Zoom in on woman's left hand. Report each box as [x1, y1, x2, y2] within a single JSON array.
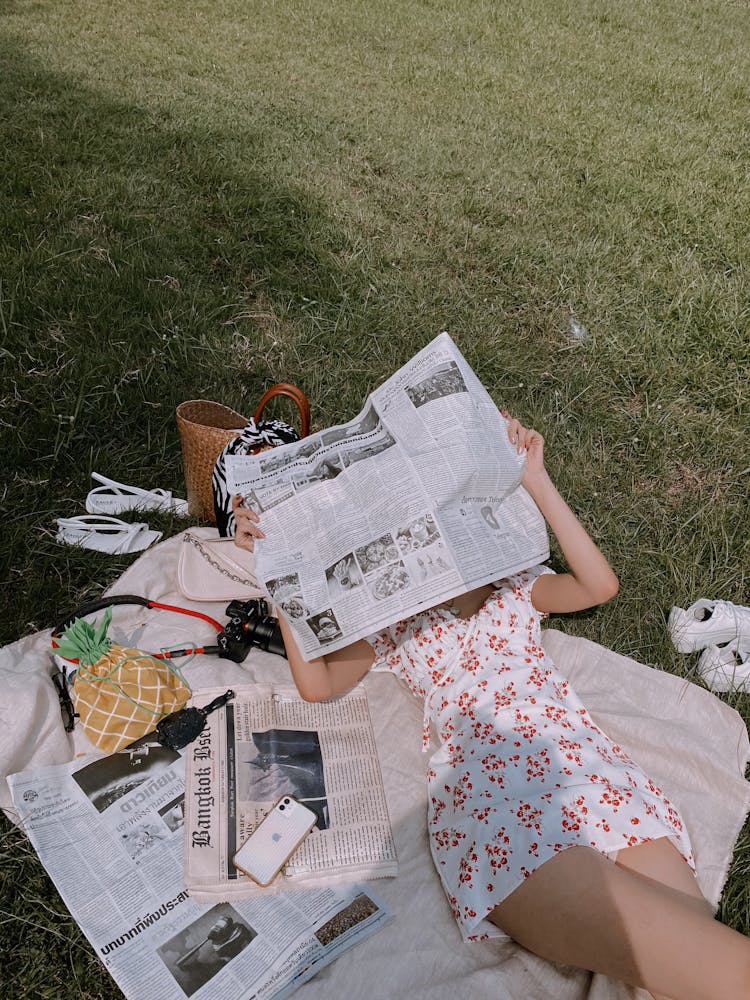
[[502, 413, 547, 486], [232, 494, 265, 552]]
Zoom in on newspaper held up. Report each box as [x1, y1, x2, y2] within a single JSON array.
[[9, 735, 392, 1000], [227, 332, 550, 660]]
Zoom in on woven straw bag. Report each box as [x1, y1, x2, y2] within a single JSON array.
[[176, 383, 310, 521]]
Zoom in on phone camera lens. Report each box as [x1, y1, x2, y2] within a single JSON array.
[[279, 804, 285, 810], [283, 798, 290, 804]]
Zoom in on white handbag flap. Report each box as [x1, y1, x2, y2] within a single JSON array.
[[177, 529, 265, 602]]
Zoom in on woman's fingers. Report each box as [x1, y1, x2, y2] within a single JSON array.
[[234, 527, 254, 552], [232, 495, 265, 552], [232, 493, 257, 518], [503, 414, 542, 455], [504, 415, 525, 453]]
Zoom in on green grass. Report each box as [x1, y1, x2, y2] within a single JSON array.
[[1, 0, 749, 995]]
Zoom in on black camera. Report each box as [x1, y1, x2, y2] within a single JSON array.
[[218, 599, 287, 662]]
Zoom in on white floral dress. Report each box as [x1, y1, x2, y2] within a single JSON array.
[[367, 566, 694, 942]]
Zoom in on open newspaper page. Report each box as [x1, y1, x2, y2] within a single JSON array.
[[183, 685, 397, 902], [9, 741, 392, 1000], [227, 332, 550, 660]]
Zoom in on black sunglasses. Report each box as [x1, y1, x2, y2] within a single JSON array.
[[51, 670, 79, 733]]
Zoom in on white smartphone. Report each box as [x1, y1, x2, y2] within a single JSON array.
[[233, 796, 317, 886]]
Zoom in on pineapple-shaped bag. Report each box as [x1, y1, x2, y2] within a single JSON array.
[[54, 608, 191, 753]]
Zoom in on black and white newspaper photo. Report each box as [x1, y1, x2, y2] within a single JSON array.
[[227, 332, 550, 661], [9, 742, 392, 1000], [183, 685, 397, 902]]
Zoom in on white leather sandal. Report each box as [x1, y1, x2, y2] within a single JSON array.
[[85, 472, 188, 516], [55, 515, 163, 554], [696, 639, 750, 693], [668, 599, 750, 653]]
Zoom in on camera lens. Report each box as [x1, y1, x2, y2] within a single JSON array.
[[283, 798, 290, 804], [279, 804, 285, 811]]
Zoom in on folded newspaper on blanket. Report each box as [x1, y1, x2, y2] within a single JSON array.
[[227, 332, 549, 660], [9, 732, 392, 1000], [183, 685, 397, 901]]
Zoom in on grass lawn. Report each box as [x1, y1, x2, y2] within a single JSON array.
[[1, 0, 748, 995]]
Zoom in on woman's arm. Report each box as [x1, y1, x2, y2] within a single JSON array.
[[504, 416, 619, 615], [276, 614, 375, 702], [232, 495, 374, 701]]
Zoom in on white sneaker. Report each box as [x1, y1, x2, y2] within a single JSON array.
[[697, 639, 750, 693], [668, 599, 750, 653]]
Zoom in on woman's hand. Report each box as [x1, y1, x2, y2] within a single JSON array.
[[232, 494, 265, 553], [499, 414, 619, 613], [502, 413, 547, 487]]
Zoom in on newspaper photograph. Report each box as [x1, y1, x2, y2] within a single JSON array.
[[183, 685, 398, 901], [227, 332, 550, 660], [9, 738, 392, 1000]]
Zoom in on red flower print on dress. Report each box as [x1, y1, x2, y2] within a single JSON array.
[[367, 567, 694, 943], [525, 663, 549, 689], [645, 777, 664, 797], [480, 753, 507, 787], [484, 834, 512, 874], [665, 805, 684, 831], [456, 690, 479, 721], [430, 798, 447, 825], [472, 720, 505, 744], [542, 703, 574, 730], [493, 684, 518, 712], [434, 827, 467, 850], [515, 801, 543, 833], [561, 804, 582, 833], [451, 771, 474, 811], [587, 773, 632, 812], [511, 708, 538, 742], [458, 855, 476, 888], [470, 805, 494, 825], [487, 632, 510, 655], [463, 653, 482, 675], [552, 678, 570, 700], [525, 750, 551, 781]]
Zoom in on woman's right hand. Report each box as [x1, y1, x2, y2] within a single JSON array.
[[232, 495, 266, 553]]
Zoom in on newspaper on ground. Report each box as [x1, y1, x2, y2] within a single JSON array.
[[9, 737, 392, 1000], [183, 685, 397, 902], [227, 332, 550, 661]]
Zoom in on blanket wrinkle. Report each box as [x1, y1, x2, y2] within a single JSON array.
[[1, 530, 748, 1000]]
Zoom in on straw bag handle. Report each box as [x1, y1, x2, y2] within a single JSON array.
[[254, 383, 311, 438]]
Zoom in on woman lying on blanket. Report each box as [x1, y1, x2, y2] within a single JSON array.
[[232, 418, 750, 1000]]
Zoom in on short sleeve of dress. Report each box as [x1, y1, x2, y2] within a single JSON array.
[[507, 563, 556, 618], [364, 621, 414, 673]]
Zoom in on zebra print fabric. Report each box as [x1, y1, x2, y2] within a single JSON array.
[[212, 417, 300, 536]]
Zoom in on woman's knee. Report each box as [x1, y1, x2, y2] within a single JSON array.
[[486, 845, 750, 1000]]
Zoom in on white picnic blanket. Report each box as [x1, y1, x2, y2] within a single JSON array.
[[2, 531, 749, 1000]]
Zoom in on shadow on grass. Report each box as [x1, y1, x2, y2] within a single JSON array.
[[0, 38, 389, 998], [0, 38, 387, 644]]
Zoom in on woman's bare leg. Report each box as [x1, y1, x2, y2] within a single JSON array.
[[612, 837, 712, 914], [487, 840, 750, 1000]]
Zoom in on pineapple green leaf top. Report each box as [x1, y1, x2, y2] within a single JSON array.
[[55, 607, 114, 665]]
